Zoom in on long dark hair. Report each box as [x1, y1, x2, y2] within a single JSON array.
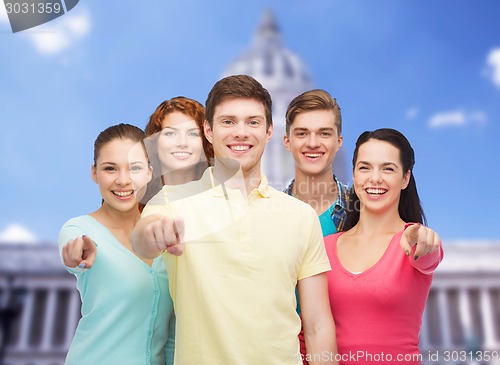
[[344, 128, 427, 230]]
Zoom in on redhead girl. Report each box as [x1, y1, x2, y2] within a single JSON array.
[[142, 96, 214, 204]]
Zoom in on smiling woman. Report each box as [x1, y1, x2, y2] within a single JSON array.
[[316, 128, 444, 365], [92, 137, 151, 209], [345, 128, 426, 229], [58, 123, 176, 365], [142, 97, 214, 204], [351, 139, 411, 220]]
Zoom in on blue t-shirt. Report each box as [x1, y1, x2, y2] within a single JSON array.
[[58, 215, 175, 365], [319, 204, 337, 236]]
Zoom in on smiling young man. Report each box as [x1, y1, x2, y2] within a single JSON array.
[[282, 89, 348, 364], [284, 89, 348, 236], [131, 75, 338, 365]]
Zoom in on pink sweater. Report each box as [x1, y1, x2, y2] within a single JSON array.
[[324, 228, 443, 365]]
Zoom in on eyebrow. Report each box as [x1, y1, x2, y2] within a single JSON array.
[[99, 161, 146, 166], [357, 161, 399, 167], [163, 126, 199, 131], [293, 127, 335, 132], [217, 114, 265, 120]]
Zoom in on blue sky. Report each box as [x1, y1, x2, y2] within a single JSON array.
[[0, 0, 499, 243]]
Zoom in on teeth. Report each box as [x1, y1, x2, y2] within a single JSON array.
[[305, 153, 323, 158], [366, 188, 386, 195], [172, 152, 191, 157], [231, 145, 250, 151], [114, 191, 133, 197]]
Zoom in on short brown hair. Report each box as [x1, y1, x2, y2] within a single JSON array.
[[285, 89, 342, 136], [205, 75, 273, 130]]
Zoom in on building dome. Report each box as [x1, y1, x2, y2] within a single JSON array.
[[221, 9, 349, 186], [222, 9, 313, 94], [221, 10, 316, 186]]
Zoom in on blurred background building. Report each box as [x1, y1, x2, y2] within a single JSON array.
[[2, 242, 500, 365], [1, 10, 499, 365]]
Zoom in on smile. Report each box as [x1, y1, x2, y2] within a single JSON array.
[[112, 190, 134, 197], [229, 144, 251, 152], [303, 152, 324, 158], [365, 188, 387, 195], [171, 152, 192, 158]]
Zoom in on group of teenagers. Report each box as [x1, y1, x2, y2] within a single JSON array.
[[58, 74, 444, 365]]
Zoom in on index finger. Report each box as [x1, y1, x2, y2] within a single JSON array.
[[173, 216, 184, 244], [404, 224, 420, 248]]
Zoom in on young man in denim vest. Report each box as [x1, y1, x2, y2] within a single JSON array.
[[284, 89, 348, 236]]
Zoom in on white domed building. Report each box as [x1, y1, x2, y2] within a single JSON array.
[[1, 10, 499, 365], [222, 9, 349, 187]]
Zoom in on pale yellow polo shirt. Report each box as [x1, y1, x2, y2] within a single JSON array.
[[143, 167, 330, 365]]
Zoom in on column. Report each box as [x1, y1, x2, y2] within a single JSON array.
[[65, 290, 80, 349], [437, 289, 452, 349], [419, 307, 431, 350], [40, 288, 57, 350], [16, 288, 34, 350], [458, 288, 474, 343], [480, 288, 497, 349]]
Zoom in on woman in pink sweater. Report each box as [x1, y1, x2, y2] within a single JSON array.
[[325, 128, 443, 365]]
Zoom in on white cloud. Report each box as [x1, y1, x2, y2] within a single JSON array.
[[428, 109, 487, 129], [405, 107, 419, 119], [0, 3, 9, 24], [485, 48, 500, 88], [0, 223, 38, 244], [27, 8, 91, 55], [65, 10, 90, 37]]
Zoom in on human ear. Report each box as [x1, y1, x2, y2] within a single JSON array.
[[283, 134, 291, 152], [266, 124, 273, 143], [337, 135, 343, 151], [91, 165, 98, 184], [147, 165, 153, 183], [402, 170, 411, 190], [204, 120, 213, 144]]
